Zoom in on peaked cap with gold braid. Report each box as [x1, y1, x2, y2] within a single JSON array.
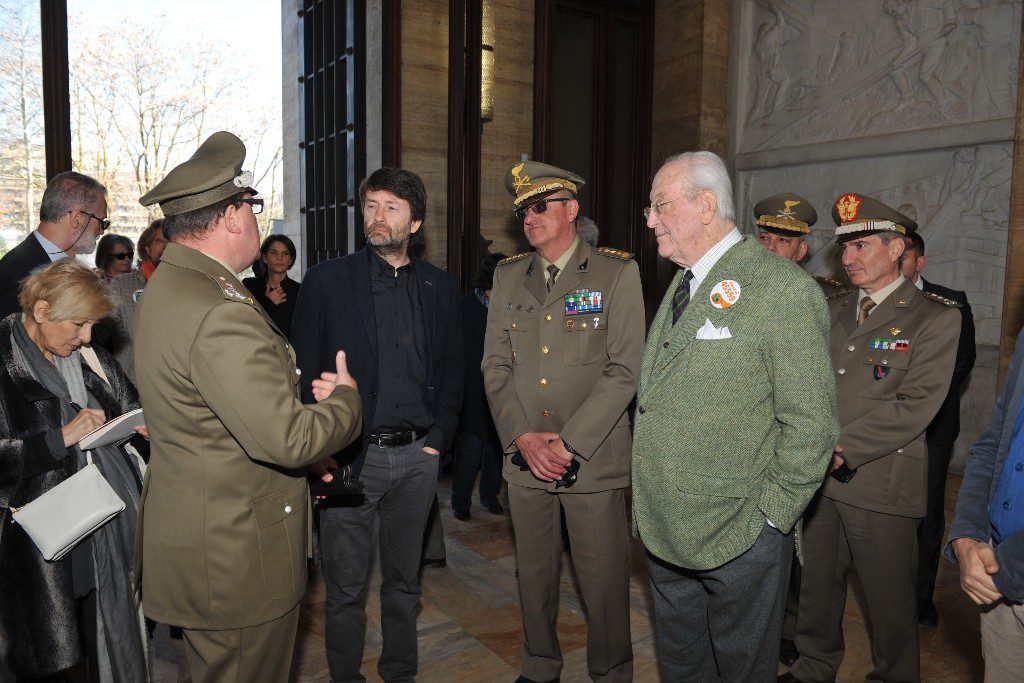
[[752, 192, 816, 236], [504, 161, 586, 208]]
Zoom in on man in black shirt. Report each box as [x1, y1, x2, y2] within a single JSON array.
[[292, 168, 463, 682]]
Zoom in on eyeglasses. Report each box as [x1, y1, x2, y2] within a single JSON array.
[[112, 251, 134, 261], [513, 197, 571, 222], [643, 197, 682, 220], [240, 198, 264, 215], [73, 210, 111, 231]]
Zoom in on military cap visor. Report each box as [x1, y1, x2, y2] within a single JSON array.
[[505, 161, 586, 207], [139, 131, 257, 216], [752, 193, 816, 235], [832, 192, 917, 243]]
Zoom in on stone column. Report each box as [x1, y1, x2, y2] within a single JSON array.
[[1000, 7, 1024, 378]]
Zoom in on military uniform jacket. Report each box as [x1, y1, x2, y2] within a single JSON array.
[[132, 243, 362, 630], [482, 240, 645, 493], [824, 278, 961, 518]]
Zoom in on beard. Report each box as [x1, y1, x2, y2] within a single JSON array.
[[365, 220, 412, 256], [74, 227, 98, 255]]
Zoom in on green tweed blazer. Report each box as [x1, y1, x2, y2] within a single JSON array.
[[632, 237, 839, 570]]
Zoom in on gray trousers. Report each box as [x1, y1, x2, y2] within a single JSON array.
[[319, 440, 438, 683], [646, 522, 793, 683]]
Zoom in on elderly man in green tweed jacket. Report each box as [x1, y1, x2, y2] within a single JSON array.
[[633, 151, 839, 682]]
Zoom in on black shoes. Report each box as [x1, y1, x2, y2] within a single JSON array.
[[484, 499, 504, 515], [777, 673, 801, 682], [453, 508, 471, 521], [779, 638, 799, 667], [918, 599, 939, 628], [514, 677, 559, 683], [421, 558, 446, 569]]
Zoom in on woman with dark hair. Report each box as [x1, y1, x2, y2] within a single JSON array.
[[94, 234, 135, 282], [243, 235, 301, 338], [450, 251, 507, 520]]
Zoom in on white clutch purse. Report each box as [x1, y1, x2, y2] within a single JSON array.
[[11, 451, 125, 561]]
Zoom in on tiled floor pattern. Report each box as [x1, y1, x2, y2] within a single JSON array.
[[155, 474, 984, 682]]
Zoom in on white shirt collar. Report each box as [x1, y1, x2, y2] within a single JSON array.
[[33, 231, 67, 262], [913, 275, 924, 290], [688, 227, 742, 296]]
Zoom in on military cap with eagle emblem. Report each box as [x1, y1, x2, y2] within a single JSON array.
[[139, 131, 257, 216], [832, 192, 918, 243], [504, 161, 586, 207], [753, 192, 817, 237]]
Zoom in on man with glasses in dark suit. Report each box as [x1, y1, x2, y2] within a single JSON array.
[[0, 171, 109, 318]]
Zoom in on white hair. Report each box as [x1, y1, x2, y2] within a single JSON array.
[[662, 151, 736, 222]]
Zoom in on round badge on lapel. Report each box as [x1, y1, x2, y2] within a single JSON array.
[[710, 280, 741, 309]]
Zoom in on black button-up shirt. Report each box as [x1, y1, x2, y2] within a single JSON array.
[[369, 250, 431, 434]]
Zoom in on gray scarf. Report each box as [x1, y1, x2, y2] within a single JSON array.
[[11, 317, 149, 682]]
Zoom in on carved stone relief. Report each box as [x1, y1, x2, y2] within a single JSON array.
[[737, 0, 1021, 154]]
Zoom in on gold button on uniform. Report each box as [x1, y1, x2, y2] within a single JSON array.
[[540, 378, 548, 387], [545, 314, 552, 321], [511, 322, 518, 329], [847, 345, 855, 352], [541, 346, 549, 354], [542, 410, 552, 417], [837, 368, 846, 375]]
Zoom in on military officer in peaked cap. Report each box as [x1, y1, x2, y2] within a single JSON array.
[[133, 131, 363, 682], [482, 161, 645, 682], [783, 194, 961, 683], [753, 192, 848, 297], [753, 192, 847, 665]]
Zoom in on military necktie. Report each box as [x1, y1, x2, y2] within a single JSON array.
[[672, 270, 694, 325], [858, 297, 876, 326], [546, 264, 560, 293]]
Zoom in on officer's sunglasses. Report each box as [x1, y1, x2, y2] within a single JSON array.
[[112, 251, 134, 261], [513, 197, 571, 222]]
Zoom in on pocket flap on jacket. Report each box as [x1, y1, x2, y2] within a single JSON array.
[[862, 350, 910, 371], [251, 479, 308, 528], [674, 470, 752, 498]]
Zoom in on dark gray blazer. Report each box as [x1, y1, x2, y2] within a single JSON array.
[[945, 326, 1024, 601]]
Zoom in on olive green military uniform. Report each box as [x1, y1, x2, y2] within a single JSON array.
[[133, 133, 362, 683], [791, 195, 961, 683], [482, 162, 645, 683]]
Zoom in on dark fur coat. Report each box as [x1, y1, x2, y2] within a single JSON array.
[[0, 314, 140, 678]]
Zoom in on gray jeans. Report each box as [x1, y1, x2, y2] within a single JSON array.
[[646, 522, 793, 683], [319, 439, 439, 683]]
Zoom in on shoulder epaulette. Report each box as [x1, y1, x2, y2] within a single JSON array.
[[214, 275, 256, 305], [922, 290, 962, 308], [813, 275, 844, 287], [826, 290, 848, 300], [596, 246, 633, 261], [497, 252, 530, 266]]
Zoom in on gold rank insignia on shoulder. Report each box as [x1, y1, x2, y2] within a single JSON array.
[[922, 291, 962, 308], [814, 275, 843, 287], [498, 252, 530, 266], [216, 276, 255, 305], [596, 247, 633, 261]]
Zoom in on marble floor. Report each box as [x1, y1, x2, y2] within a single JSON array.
[[154, 474, 984, 682]]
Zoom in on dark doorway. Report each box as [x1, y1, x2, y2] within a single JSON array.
[[533, 0, 653, 261]]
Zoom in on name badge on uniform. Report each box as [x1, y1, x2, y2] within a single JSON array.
[[565, 289, 603, 316]]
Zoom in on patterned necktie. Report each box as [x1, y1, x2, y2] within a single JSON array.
[[672, 270, 695, 325], [858, 297, 877, 326], [546, 264, 560, 293]]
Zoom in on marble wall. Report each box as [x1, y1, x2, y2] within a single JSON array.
[[727, 0, 1022, 467]]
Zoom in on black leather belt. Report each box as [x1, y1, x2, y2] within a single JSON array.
[[367, 429, 427, 448]]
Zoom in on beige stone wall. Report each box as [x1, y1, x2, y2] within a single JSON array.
[[400, 0, 450, 268], [479, 0, 535, 260]]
